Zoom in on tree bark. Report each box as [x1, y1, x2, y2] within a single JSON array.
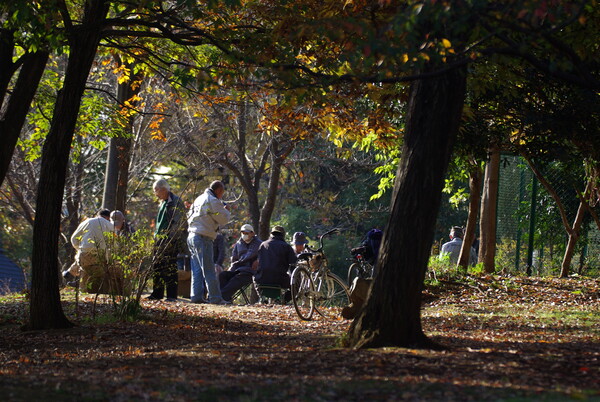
[[348, 66, 467, 349], [0, 28, 15, 109], [103, 136, 119, 210], [458, 163, 483, 270], [559, 179, 592, 277], [28, 0, 109, 330], [0, 50, 49, 187], [478, 147, 500, 274], [258, 140, 295, 240], [103, 59, 141, 212]]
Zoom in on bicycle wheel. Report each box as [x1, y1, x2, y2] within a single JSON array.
[[347, 262, 361, 287], [290, 266, 315, 320], [313, 273, 350, 319]]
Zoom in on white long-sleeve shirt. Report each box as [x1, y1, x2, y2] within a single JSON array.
[[187, 188, 231, 240], [440, 237, 477, 265], [71, 216, 114, 253]]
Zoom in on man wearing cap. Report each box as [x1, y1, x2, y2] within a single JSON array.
[[254, 226, 297, 292], [440, 226, 477, 265], [219, 223, 262, 302], [292, 232, 309, 255], [110, 210, 133, 236], [187, 180, 231, 304], [62, 209, 114, 289]]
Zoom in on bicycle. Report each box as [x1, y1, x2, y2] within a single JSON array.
[[290, 228, 350, 320], [346, 245, 374, 287]]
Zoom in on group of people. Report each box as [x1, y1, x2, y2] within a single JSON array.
[[148, 178, 312, 304], [64, 177, 312, 305]]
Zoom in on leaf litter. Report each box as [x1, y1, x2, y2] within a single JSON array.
[[0, 276, 598, 401]]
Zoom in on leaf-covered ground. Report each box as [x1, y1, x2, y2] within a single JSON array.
[[0, 276, 598, 401]]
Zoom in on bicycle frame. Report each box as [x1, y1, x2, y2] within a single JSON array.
[[290, 228, 349, 320]]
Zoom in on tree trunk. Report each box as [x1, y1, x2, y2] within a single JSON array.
[[28, 0, 108, 330], [478, 147, 500, 274], [560, 202, 585, 278], [63, 152, 85, 262], [0, 28, 15, 109], [458, 163, 483, 270], [559, 179, 592, 277], [103, 136, 119, 210], [258, 140, 295, 240], [348, 66, 467, 349], [0, 50, 49, 187], [103, 59, 141, 212]]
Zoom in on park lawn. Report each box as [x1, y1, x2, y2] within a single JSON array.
[[0, 276, 598, 401]]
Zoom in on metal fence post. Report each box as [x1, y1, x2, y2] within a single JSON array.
[[526, 177, 538, 276], [515, 168, 525, 272]]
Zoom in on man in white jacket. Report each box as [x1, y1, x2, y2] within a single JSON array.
[[187, 181, 232, 304], [63, 209, 114, 290]]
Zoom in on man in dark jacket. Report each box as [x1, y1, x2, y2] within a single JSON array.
[[213, 232, 226, 274], [219, 224, 261, 302], [254, 226, 297, 291], [148, 178, 187, 301]]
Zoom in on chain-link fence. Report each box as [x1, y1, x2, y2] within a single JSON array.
[[496, 155, 598, 276]]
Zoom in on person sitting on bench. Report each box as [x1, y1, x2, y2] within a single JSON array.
[[254, 225, 297, 302], [219, 224, 262, 302]]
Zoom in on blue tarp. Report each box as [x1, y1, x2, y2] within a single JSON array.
[[0, 248, 26, 295]]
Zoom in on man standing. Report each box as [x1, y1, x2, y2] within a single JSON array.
[[440, 226, 477, 266], [187, 180, 231, 304], [148, 179, 187, 301], [219, 224, 262, 302], [62, 209, 114, 291], [254, 226, 297, 293]]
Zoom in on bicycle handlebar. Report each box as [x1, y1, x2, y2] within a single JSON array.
[[305, 227, 340, 253]]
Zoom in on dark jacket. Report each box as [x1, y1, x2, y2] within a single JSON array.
[[230, 236, 262, 274], [213, 233, 226, 266], [155, 192, 187, 255], [255, 233, 297, 288]]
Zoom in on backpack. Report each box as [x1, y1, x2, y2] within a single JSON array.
[[361, 228, 383, 264]]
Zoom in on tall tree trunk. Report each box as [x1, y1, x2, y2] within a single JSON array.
[[0, 50, 49, 187], [0, 28, 15, 109], [478, 147, 500, 274], [63, 152, 85, 262], [103, 137, 119, 210], [458, 163, 483, 270], [524, 157, 593, 278], [559, 179, 592, 277], [348, 66, 467, 349], [28, 0, 108, 330], [103, 59, 142, 212], [258, 140, 295, 240]]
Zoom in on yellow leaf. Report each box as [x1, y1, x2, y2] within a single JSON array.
[[441, 38, 452, 48]]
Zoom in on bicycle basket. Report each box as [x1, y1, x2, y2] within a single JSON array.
[[309, 253, 325, 271]]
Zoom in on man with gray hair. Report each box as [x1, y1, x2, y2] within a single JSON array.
[[440, 226, 477, 266], [187, 180, 231, 304], [148, 178, 187, 301]]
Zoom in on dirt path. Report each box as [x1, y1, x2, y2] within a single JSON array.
[[0, 277, 598, 401]]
